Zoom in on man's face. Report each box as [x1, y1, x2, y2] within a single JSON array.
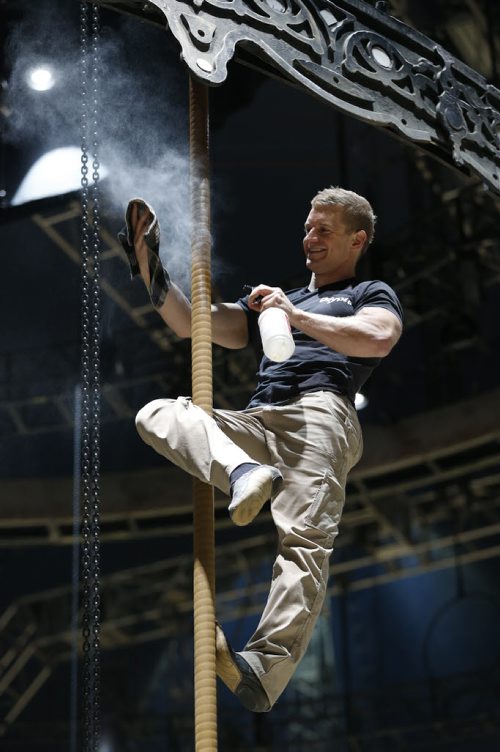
[[303, 206, 362, 284]]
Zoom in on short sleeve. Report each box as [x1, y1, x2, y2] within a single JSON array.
[[236, 295, 262, 356], [354, 281, 403, 324]]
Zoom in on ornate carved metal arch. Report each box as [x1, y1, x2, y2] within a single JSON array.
[[100, 0, 500, 194]]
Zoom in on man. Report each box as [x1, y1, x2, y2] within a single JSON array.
[[119, 187, 403, 712]]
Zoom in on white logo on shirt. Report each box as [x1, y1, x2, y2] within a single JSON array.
[[319, 296, 353, 305]]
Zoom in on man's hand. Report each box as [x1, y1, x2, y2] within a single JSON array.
[[118, 198, 171, 309], [247, 285, 296, 320], [130, 202, 153, 286]]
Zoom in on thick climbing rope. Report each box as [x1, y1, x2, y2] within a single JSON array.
[[189, 77, 218, 752], [80, 2, 102, 750]]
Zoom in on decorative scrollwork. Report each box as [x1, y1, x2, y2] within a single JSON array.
[[100, 0, 500, 193]]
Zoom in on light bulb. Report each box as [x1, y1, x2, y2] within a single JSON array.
[[27, 66, 55, 92]]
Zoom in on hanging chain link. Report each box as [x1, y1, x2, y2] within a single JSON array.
[[80, 2, 101, 750]]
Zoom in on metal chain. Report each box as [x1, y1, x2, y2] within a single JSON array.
[[80, 3, 101, 751]]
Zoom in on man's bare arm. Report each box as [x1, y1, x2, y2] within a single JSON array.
[[290, 305, 401, 357], [155, 285, 249, 349], [248, 285, 402, 358], [129, 202, 248, 349]]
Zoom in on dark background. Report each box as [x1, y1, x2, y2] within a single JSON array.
[[1, 1, 500, 750]]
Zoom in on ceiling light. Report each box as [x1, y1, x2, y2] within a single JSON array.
[[355, 392, 368, 410], [11, 146, 108, 206], [26, 65, 55, 92]]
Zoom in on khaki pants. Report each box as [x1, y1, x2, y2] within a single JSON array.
[[136, 390, 363, 707]]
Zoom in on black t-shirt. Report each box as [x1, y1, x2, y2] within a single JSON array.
[[237, 277, 403, 408]]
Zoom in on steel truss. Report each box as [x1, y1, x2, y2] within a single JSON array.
[[1, 175, 499, 436], [1, 386, 500, 729]]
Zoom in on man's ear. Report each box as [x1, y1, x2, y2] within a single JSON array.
[[352, 229, 367, 252]]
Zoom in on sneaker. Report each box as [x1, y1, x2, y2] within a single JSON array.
[[228, 465, 283, 526], [215, 623, 270, 713]]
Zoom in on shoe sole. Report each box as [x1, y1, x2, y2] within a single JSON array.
[[215, 623, 241, 692], [228, 468, 283, 527]]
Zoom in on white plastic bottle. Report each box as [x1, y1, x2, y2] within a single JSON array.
[[258, 308, 295, 362]]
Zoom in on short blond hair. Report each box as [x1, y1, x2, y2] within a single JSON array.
[[311, 186, 376, 252]]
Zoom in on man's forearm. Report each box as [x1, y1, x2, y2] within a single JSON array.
[[155, 286, 249, 348], [289, 307, 400, 358], [156, 283, 192, 338]]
